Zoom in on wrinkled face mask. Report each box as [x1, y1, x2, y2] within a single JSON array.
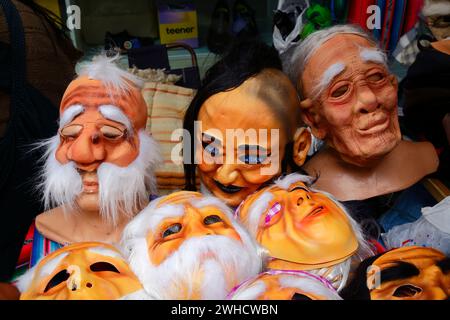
[[20, 242, 143, 300], [227, 270, 342, 300], [237, 179, 358, 270], [301, 35, 401, 166], [369, 246, 450, 300]]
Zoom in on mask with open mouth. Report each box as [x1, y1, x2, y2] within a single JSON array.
[[236, 173, 372, 291], [17, 242, 148, 300], [341, 246, 450, 300]]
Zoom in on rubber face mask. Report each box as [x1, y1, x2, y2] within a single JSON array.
[[20, 242, 143, 300], [196, 78, 290, 207], [227, 270, 342, 300], [301, 34, 401, 167], [55, 76, 148, 168], [53, 76, 148, 211], [369, 246, 450, 300], [237, 178, 358, 270], [147, 192, 243, 266], [123, 191, 262, 299]]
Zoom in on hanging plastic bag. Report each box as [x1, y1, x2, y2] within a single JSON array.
[[273, 0, 310, 55], [381, 196, 450, 256]]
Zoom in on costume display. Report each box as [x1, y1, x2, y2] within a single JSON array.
[[121, 191, 263, 299], [183, 40, 311, 208], [17, 242, 149, 300], [1, 2, 448, 302], [341, 246, 450, 300], [236, 173, 373, 291], [227, 270, 342, 300], [28, 54, 161, 264]]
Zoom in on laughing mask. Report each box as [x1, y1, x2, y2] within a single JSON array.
[[17, 242, 148, 300], [121, 191, 264, 299], [236, 173, 372, 291], [183, 41, 311, 208], [341, 246, 450, 300], [40, 55, 161, 226], [227, 270, 342, 300]]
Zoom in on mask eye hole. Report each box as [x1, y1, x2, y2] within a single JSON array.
[[291, 293, 313, 300], [393, 285, 422, 298], [90, 262, 120, 273], [44, 269, 70, 293], [162, 223, 182, 238], [203, 215, 222, 225]]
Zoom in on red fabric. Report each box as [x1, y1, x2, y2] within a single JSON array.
[[347, 0, 377, 30], [16, 222, 34, 266], [403, 0, 424, 34], [370, 239, 387, 254]]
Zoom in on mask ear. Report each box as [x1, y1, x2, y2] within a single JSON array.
[[389, 74, 398, 90], [293, 127, 312, 167], [300, 98, 327, 140]]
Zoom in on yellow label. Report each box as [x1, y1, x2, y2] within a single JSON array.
[[159, 12, 198, 44]]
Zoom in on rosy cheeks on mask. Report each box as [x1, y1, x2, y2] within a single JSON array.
[[147, 205, 242, 266]]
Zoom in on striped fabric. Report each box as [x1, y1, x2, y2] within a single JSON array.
[[30, 223, 65, 268], [11, 221, 64, 283], [142, 81, 200, 194]]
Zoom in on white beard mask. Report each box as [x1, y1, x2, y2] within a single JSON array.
[[38, 130, 160, 226]]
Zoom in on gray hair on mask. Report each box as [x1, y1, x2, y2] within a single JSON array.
[[282, 24, 384, 99]]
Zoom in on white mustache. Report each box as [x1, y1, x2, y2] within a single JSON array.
[[39, 131, 160, 226], [132, 235, 262, 300]]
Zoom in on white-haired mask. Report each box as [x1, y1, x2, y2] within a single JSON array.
[[121, 191, 264, 299], [39, 55, 161, 226]]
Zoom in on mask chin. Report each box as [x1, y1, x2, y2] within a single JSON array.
[[75, 193, 100, 212]]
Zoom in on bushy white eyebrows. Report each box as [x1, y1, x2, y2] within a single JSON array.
[[98, 105, 133, 133], [148, 205, 185, 233], [312, 63, 346, 99], [37, 252, 69, 279], [59, 104, 84, 128], [360, 48, 387, 67], [311, 49, 387, 99], [58, 104, 133, 134]]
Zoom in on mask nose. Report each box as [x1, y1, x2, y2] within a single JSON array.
[[66, 130, 106, 170], [294, 189, 314, 207], [215, 164, 239, 185], [66, 265, 81, 292], [355, 85, 379, 114]]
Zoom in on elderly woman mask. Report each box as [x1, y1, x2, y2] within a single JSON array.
[[121, 191, 263, 299], [283, 25, 438, 201], [236, 173, 372, 291]]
